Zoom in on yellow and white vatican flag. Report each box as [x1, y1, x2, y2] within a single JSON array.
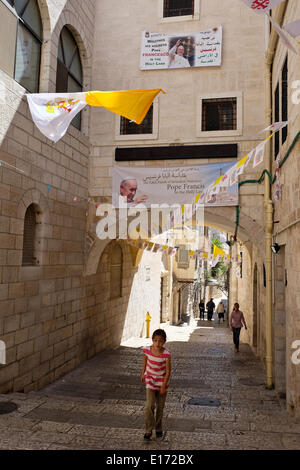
[[240, 0, 284, 14], [27, 89, 165, 143], [27, 93, 88, 143], [235, 155, 248, 177]]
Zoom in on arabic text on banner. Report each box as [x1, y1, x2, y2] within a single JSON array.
[[140, 27, 222, 71]]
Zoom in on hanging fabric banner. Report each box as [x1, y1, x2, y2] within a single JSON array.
[[252, 141, 266, 168], [240, 0, 285, 14], [27, 89, 165, 143], [113, 162, 238, 208], [273, 153, 282, 201], [140, 27, 222, 70]]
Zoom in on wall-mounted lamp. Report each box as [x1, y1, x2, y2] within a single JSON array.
[[271, 243, 280, 254]]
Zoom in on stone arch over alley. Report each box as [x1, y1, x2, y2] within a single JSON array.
[[83, 201, 263, 353]]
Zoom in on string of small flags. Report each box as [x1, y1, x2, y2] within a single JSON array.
[[125, 238, 244, 266], [188, 120, 290, 211]]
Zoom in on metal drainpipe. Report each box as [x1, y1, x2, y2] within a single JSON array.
[[264, 49, 274, 389]]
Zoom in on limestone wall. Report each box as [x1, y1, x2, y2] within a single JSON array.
[[269, 0, 300, 416], [0, 0, 98, 392]]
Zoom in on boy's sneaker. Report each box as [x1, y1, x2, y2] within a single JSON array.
[[144, 432, 152, 440], [156, 431, 163, 439]]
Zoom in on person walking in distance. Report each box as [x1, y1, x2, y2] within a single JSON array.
[[199, 298, 205, 320], [229, 303, 247, 352], [141, 329, 171, 440], [217, 300, 225, 323], [206, 298, 215, 321]]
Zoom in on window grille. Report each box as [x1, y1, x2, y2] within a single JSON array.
[[163, 0, 194, 17], [110, 244, 122, 299], [22, 204, 36, 266], [56, 26, 83, 130], [8, 0, 42, 93], [202, 98, 237, 131], [120, 104, 153, 135]]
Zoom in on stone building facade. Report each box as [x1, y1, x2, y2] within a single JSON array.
[[266, 0, 300, 416], [226, 0, 300, 417], [0, 0, 164, 394]]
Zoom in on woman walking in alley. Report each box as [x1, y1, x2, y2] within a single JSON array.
[[141, 329, 171, 441], [229, 303, 247, 352]]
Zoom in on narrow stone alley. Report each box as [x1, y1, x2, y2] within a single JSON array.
[[0, 319, 299, 451]]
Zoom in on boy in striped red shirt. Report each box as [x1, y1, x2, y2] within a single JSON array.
[[141, 329, 171, 440]]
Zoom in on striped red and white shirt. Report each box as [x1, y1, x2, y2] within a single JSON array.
[[142, 346, 171, 391]]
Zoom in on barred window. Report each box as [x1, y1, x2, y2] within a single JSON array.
[[22, 204, 37, 266], [163, 0, 194, 17], [8, 0, 42, 93], [274, 83, 280, 158], [120, 104, 153, 135], [110, 243, 122, 299], [202, 98, 237, 131], [282, 56, 288, 146], [177, 247, 189, 267], [56, 26, 83, 130], [239, 252, 243, 279]]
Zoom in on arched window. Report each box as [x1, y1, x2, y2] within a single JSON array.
[[110, 244, 122, 299], [22, 204, 37, 266], [8, 0, 42, 92], [56, 26, 83, 130]]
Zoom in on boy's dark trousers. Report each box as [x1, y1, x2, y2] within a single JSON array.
[[232, 327, 241, 349]]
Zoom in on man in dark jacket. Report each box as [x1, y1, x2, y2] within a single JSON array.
[[206, 298, 215, 321]]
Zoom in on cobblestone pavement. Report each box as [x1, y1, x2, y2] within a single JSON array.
[[0, 319, 300, 450]]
